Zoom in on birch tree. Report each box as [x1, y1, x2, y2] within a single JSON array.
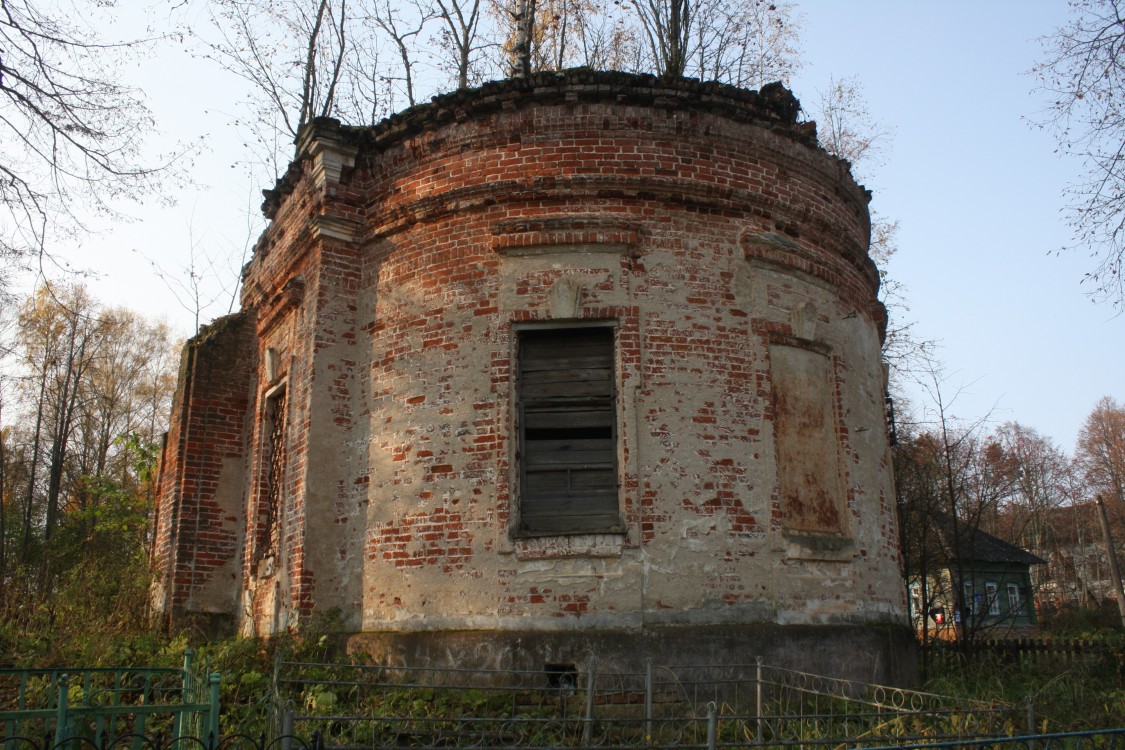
[[0, 285, 176, 610]]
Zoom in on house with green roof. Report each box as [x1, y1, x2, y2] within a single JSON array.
[[909, 513, 1047, 640]]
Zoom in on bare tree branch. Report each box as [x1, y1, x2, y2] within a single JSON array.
[[1034, 0, 1125, 307], [0, 0, 182, 288]]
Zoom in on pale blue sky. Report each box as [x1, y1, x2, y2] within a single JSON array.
[[41, 0, 1122, 454], [792, 2, 1123, 451]]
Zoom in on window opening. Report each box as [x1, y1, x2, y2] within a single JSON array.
[[1007, 582, 1021, 614], [884, 395, 898, 446], [986, 581, 1000, 615], [257, 387, 288, 565], [517, 327, 619, 534]]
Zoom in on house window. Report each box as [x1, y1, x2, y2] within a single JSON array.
[[516, 326, 620, 534], [962, 582, 976, 615], [909, 583, 923, 619], [1007, 583, 1022, 614], [986, 581, 1000, 615], [257, 385, 288, 565]]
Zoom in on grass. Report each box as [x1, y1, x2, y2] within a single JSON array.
[[3, 605, 1123, 738], [920, 611, 1125, 732]]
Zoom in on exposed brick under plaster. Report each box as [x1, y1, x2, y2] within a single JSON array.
[[153, 72, 910, 680]]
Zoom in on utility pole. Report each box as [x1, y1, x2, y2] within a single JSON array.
[[1094, 494, 1125, 628]]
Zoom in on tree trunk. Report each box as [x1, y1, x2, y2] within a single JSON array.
[[21, 353, 49, 560], [1095, 493, 1125, 628]]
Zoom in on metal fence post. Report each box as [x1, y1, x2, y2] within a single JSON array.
[[176, 650, 196, 743], [582, 664, 596, 746], [281, 707, 294, 750], [208, 672, 222, 742], [645, 659, 653, 746], [706, 701, 718, 750], [1025, 695, 1036, 750], [755, 657, 763, 744], [53, 674, 70, 750]]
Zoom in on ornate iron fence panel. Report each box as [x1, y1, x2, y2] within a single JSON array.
[[0, 651, 220, 750], [3, 730, 1124, 750], [271, 658, 1032, 749], [0, 732, 325, 750], [877, 729, 1125, 750]]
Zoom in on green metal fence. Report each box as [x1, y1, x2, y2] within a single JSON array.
[[0, 650, 220, 750], [271, 658, 1027, 749]]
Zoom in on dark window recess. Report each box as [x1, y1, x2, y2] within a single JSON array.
[[518, 327, 619, 534], [257, 389, 287, 564], [884, 395, 898, 447]]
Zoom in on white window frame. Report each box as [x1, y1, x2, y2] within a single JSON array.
[[986, 581, 1000, 616], [1007, 582, 1022, 614]]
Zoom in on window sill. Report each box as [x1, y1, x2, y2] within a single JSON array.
[[508, 530, 627, 560], [782, 529, 855, 562], [510, 521, 626, 539]]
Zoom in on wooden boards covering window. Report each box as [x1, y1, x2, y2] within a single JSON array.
[[517, 327, 619, 534]]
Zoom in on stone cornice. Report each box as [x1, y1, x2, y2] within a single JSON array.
[[310, 214, 363, 243]]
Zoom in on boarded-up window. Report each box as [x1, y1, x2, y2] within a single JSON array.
[[517, 327, 619, 534], [769, 343, 846, 537]]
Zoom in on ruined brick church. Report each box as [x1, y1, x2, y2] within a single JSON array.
[[152, 71, 912, 682]]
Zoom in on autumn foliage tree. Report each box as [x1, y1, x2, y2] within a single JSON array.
[[1076, 396, 1125, 506], [1074, 396, 1125, 621], [894, 365, 1036, 652], [0, 285, 177, 658]]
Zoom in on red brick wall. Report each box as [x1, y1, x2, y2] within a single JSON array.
[[152, 312, 256, 630], [156, 73, 906, 642]]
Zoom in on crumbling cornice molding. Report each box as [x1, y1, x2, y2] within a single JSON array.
[[310, 215, 362, 243], [258, 276, 306, 338], [491, 215, 641, 256], [296, 118, 359, 192]]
